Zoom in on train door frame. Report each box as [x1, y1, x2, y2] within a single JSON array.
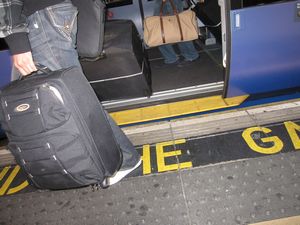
[[103, 0, 227, 110]]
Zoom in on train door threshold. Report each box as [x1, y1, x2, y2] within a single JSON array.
[[0, 98, 300, 225]]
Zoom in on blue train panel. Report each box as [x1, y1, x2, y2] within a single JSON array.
[[0, 50, 12, 88], [0, 50, 11, 138], [226, 1, 300, 97]]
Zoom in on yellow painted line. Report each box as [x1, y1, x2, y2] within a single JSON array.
[[7, 180, 29, 195], [0, 166, 10, 180], [110, 95, 248, 125], [141, 145, 151, 175], [0, 166, 20, 196], [250, 215, 300, 225], [284, 121, 300, 150], [242, 127, 284, 154], [155, 139, 192, 173]]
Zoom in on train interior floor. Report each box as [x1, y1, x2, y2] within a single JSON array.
[[147, 39, 223, 92], [0, 98, 300, 224]]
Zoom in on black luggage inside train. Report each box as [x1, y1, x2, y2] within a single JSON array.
[[0, 67, 122, 190], [190, 0, 222, 43], [73, 0, 106, 59], [80, 20, 152, 101]]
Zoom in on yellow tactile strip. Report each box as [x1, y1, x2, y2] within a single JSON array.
[[250, 216, 300, 225], [110, 95, 248, 125]]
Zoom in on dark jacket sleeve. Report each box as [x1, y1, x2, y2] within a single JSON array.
[[0, 0, 31, 54]]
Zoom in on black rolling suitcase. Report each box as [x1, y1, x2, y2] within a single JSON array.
[[81, 20, 152, 101], [0, 67, 122, 190]]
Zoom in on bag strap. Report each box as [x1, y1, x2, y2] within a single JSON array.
[[159, 0, 184, 44], [160, 0, 178, 16]]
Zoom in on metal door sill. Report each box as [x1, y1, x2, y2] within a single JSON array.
[[102, 82, 224, 110]]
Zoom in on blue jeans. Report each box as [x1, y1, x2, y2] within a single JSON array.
[[154, 0, 199, 63], [13, 0, 140, 170], [11, 0, 80, 80], [27, 0, 80, 71]]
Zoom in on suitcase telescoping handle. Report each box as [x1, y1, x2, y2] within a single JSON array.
[[19, 64, 52, 80]]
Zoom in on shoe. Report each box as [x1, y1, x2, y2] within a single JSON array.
[[153, 59, 180, 69], [107, 158, 142, 185], [177, 57, 199, 67]]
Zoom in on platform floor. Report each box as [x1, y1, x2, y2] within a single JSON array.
[[0, 151, 299, 225]]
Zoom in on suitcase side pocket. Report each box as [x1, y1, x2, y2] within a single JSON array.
[[0, 85, 71, 137], [8, 132, 102, 189]]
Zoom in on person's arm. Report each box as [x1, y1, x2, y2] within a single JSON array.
[[0, 0, 37, 75]]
